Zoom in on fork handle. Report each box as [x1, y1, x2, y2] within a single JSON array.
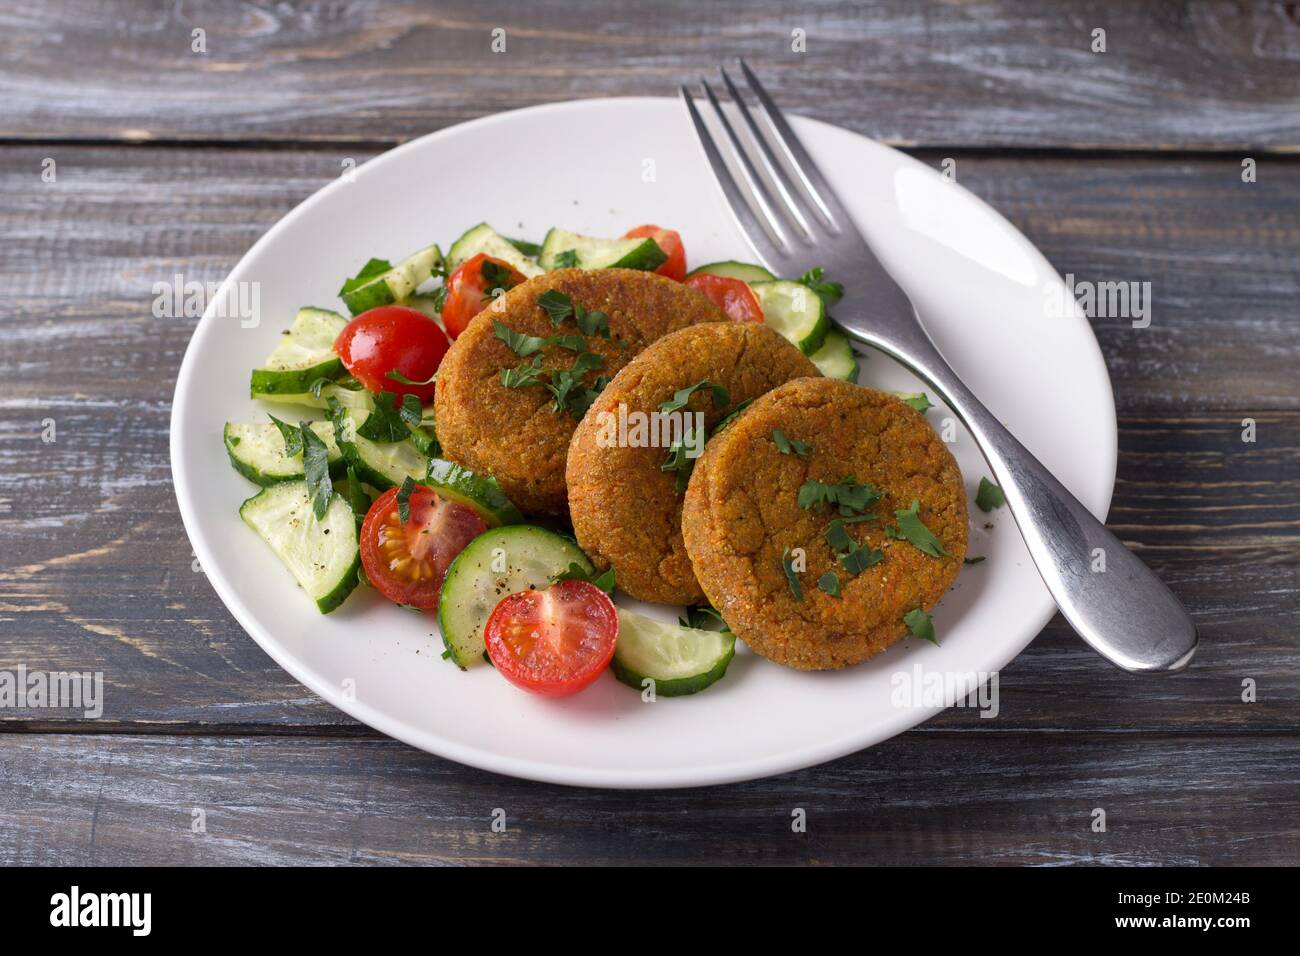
[[848, 323, 1198, 673]]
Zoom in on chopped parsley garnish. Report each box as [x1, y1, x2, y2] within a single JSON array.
[[545, 352, 606, 417], [679, 605, 731, 632], [480, 258, 518, 298], [299, 422, 333, 519], [536, 289, 574, 326], [817, 571, 841, 597], [781, 547, 804, 601], [344, 464, 370, 521], [797, 476, 882, 516], [797, 266, 844, 309], [658, 380, 730, 414], [356, 391, 421, 443], [975, 477, 1006, 512], [493, 321, 584, 357], [553, 249, 580, 268], [711, 399, 752, 434], [396, 475, 417, 524], [892, 499, 949, 557], [551, 562, 616, 595], [501, 356, 547, 389], [387, 368, 437, 386], [964, 555, 986, 565], [660, 422, 703, 492], [895, 392, 933, 414], [338, 257, 392, 295], [904, 608, 937, 644], [840, 545, 884, 574], [574, 304, 610, 338], [824, 519, 854, 554], [268, 414, 303, 457], [507, 236, 542, 257], [429, 284, 448, 313], [771, 429, 811, 457]]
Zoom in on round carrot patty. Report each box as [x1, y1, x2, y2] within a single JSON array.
[[682, 377, 968, 670]]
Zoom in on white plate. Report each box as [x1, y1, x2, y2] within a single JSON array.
[[172, 98, 1115, 788]]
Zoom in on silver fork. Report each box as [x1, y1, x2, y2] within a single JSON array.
[[681, 61, 1197, 673]]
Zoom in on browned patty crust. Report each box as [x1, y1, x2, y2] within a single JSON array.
[[434, 269, 727, 515], [567, 323, 819, 605], [682, 377, 968, 670]]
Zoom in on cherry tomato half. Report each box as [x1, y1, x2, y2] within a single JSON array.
[[683, 274, 764, 323], [623, 224, 686, 281], [484, 580, 619, 697], [334, 305, 449, 403], [360, 485, 487, 610], [440, 253, 528, 339]]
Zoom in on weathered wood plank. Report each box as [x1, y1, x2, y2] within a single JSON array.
[[0, 146, 1295, 732], [0, 147, 1295, 411], [0, 733, 1294, 865], [2, 1, 1299, 150]]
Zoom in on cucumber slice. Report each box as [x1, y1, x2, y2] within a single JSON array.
[[685, 260, 777, 283], [423, 459, 523, 527], [333, 404, 428, 491], [438, 526, 593, 668], [339, 244, 443, 316], [224, 421, 344, 485], [446, 223, 544, 278], [249, 307, 348, 400], [255, 380, 371, 411], [809, 329, 859, 381], [404, 292, 448, 328], [750, 280, 830, 355], [612, 610, 736, 697], [239, 481, 360, 613], [538, 228, 668, 272]]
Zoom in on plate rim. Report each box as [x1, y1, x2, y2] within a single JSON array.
[[171, 96, 1118, 789]]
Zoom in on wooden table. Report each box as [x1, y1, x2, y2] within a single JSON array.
[[1, 0, 1296, 866]]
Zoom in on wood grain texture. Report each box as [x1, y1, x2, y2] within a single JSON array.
[[0, 733, 1295, 865], [2, 1, 1299, 150], [0, 146, 1295, 737]]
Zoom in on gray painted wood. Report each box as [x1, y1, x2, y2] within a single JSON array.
[[0, 2, 1296, 865], [0, 733, 1294, 866], [2, 1, 1299, 150]]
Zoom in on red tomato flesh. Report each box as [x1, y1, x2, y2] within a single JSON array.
[[683, 274, 764, 323], [623, 224, 686, 281], [484, 580, 619, 697], [440, 253, 528, 339], [334, 305, 448, 403], [360, 485, 487, 610]]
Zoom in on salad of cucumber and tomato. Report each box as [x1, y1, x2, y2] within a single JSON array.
[[227, 221, 858, 700]]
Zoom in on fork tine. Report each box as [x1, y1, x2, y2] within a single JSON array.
[[718, 65, 818, 238], [699, 77, 811, 247], [736, 58, 844, 232], [678, 84, 792, 266]]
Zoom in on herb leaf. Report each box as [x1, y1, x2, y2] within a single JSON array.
[[338, 257, 392, 295], [536, 289, 574, 326], [574, 304, 610, 338], [386, 369, 437, 386], [904, 607, 937, 644], [501, 356, 547, 389], [300, 423, 333, 519], [507, 236, 542, 257], [553, 249, 580, 269], [964, 555, 986, 565], [493, 320, 584, 357], [396, 475, 417, 524], [797, 476, 882, 516], [480, 259, 518, 298], [840, 545, 884, 574], [781, 548, 804, 601], [344, 464, 370, 525], [817, 571, 841, 597], [268, 414, 303, 457], [894, 392, 933, 414], [550, 561, 616, 595], [679, 605, 731, 632], [710, 399, 752, 435], [798, 266, 844, 309], [658, 380, 730, 414], [772, 429, 811, 457], [356, 391, 417, 443], [546, 352, 605, 417], [893, 499, 949, 557], [975, 477, 1006, 512]]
